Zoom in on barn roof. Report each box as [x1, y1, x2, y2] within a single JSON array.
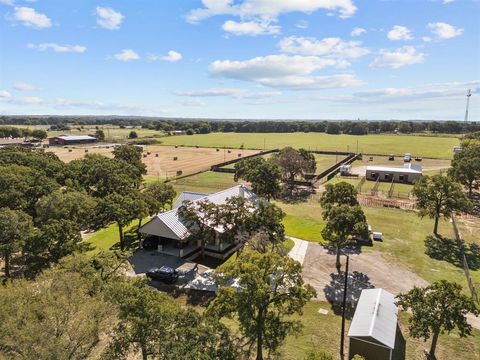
[[366, 163, 422, 174], [347, 288, 398, 349], [55, 135, 97, 141], [139, 185, 259, 240]]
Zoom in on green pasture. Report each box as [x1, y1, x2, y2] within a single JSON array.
[[160, 132, 459, 159], [280, 301, 480, 360]]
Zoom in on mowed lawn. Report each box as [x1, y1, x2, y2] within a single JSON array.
[[161, 132, 459, 159]]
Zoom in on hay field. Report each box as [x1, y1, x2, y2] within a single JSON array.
[[50, 145, 260, 179], [160, 132, 459, 159]]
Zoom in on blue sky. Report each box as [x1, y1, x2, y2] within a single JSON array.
[[0, 0, 479, 120]]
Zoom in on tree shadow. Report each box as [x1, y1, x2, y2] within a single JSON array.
[[323, 244, 364, 257], [110, 231, 140, 251], [279, 186, 314, 204], [323, 270, 375, 319], [159, 286, 215, 307], [424, 235, 480, 270]]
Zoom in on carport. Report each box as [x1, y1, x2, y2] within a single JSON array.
[[347, 288, 398, 360]]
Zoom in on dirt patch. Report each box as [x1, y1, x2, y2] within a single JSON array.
[[50, 145, 260, 179], [302, 243, 428, 303]]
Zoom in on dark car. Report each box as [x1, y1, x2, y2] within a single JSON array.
[[388, 154, 395, 161], [146, 266, 179, 284]]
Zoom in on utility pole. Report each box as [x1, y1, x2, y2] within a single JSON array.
[[340, 255, 349, 359], [464, 89, 472, 123]]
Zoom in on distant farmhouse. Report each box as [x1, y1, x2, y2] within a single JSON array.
[[366, 163, 422, 184], [48, 134, 97, 146], [348, 288, 399, 360], [139, 185, 258, 259]]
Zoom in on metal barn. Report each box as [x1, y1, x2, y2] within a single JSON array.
[[348, 288, 398, 360]]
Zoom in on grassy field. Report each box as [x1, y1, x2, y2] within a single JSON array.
[[279, 301, 480, 360], [160, 132, 459, 159]]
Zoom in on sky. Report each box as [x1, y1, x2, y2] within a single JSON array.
[[0, 0, 479, 120]]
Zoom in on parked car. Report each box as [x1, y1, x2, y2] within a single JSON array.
[[388, 154, 395, 161], [403, 153, 412, 162], [415, 156, 422, 161], [146, 266, 179, 284]]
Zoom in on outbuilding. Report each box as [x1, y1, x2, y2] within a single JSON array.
[[48, 134, 97, 146], [348, 288, 398, 360], [365, 163, 422, 184]]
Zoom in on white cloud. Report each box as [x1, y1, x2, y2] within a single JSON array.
[[176, 88, 281, 99], [428, 22, 463, 39], [295, 20, 308, 29], [148, 50, 182, 62], [370, 46, 425, 69], [27, 43, 86, 53], [278, 36, 369, 60], [443, 0, 455, 4], [422, 36, 432, 42], [0, 0, 15, 6], [96, 6, 124, 30], [222, 19, 280, 36], [350, 27, 366, 36], [114, 49, 140, 61], [347, 81, 480, 103], [13, 6, 51, 29], [209, 54, 363, 89], [14, 82, 35, 91], [180, 99, 206, 106], [387, 25, 413, 41], [186, 0, 357, 23], [0, 90, 11, 98]]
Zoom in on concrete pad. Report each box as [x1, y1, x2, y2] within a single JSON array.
[[287, 236, 309, 265]]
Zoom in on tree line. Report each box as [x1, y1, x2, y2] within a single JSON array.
[[0, 126, 47, 140], [2, 116, 480, 135]]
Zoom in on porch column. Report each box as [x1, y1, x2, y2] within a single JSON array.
[[215, 232, 220, 250], [157, 244, 163, 252], [179, 248, 184, 257]]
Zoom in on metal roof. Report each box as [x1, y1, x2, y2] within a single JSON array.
[[140, 185, 259, 240], [366, 163, 422, 174], [172, 191, 209, 209], [348, 288, 398, 349], [56, 135, 97, 141]]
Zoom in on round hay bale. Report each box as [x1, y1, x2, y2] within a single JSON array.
[[175, 145, 178, 148], [68, 149, 72, 152], [173, 156, 178, 161], [85, 149, 89, 153], [228, 150, 231, 153], [176, 170, 183, 176], [216, 148, 220, 152], [196, 145, 199, 148], [238, 153, 241, 157], [147, 152, 151, 155], [143, 154, 147, 158], [155, 153, 159, 157]]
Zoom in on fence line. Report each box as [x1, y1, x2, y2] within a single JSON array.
[[357, 195, 416, 210], [451, 216, 479, 304]]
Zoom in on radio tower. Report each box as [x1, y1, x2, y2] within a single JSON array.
[[464, 89, 472, 123]]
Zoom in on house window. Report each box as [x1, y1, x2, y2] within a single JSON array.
[[370, 172, 377, 179], [399, 175, 404, 181]]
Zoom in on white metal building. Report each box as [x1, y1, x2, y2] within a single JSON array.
[[348, 288, 398, 360], [365, 163, 422, 184]]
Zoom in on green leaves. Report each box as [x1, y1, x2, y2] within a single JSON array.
[[396, 280, 479, 357]]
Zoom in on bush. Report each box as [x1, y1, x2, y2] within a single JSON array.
[[303, 350, 334, 360], [186, 128, 195, 135], [128, 131, 138, 139]]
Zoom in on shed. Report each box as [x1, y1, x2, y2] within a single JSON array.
[[348, 288, 398, 360], [48, 135, 97, 146], [365, 163, 422, 184]]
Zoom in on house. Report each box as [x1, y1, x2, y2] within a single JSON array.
[[48, 134, 97, 146], [139, 185, 259, 259], [365, 163, 422, 184], [348, 288, 398, 360]]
